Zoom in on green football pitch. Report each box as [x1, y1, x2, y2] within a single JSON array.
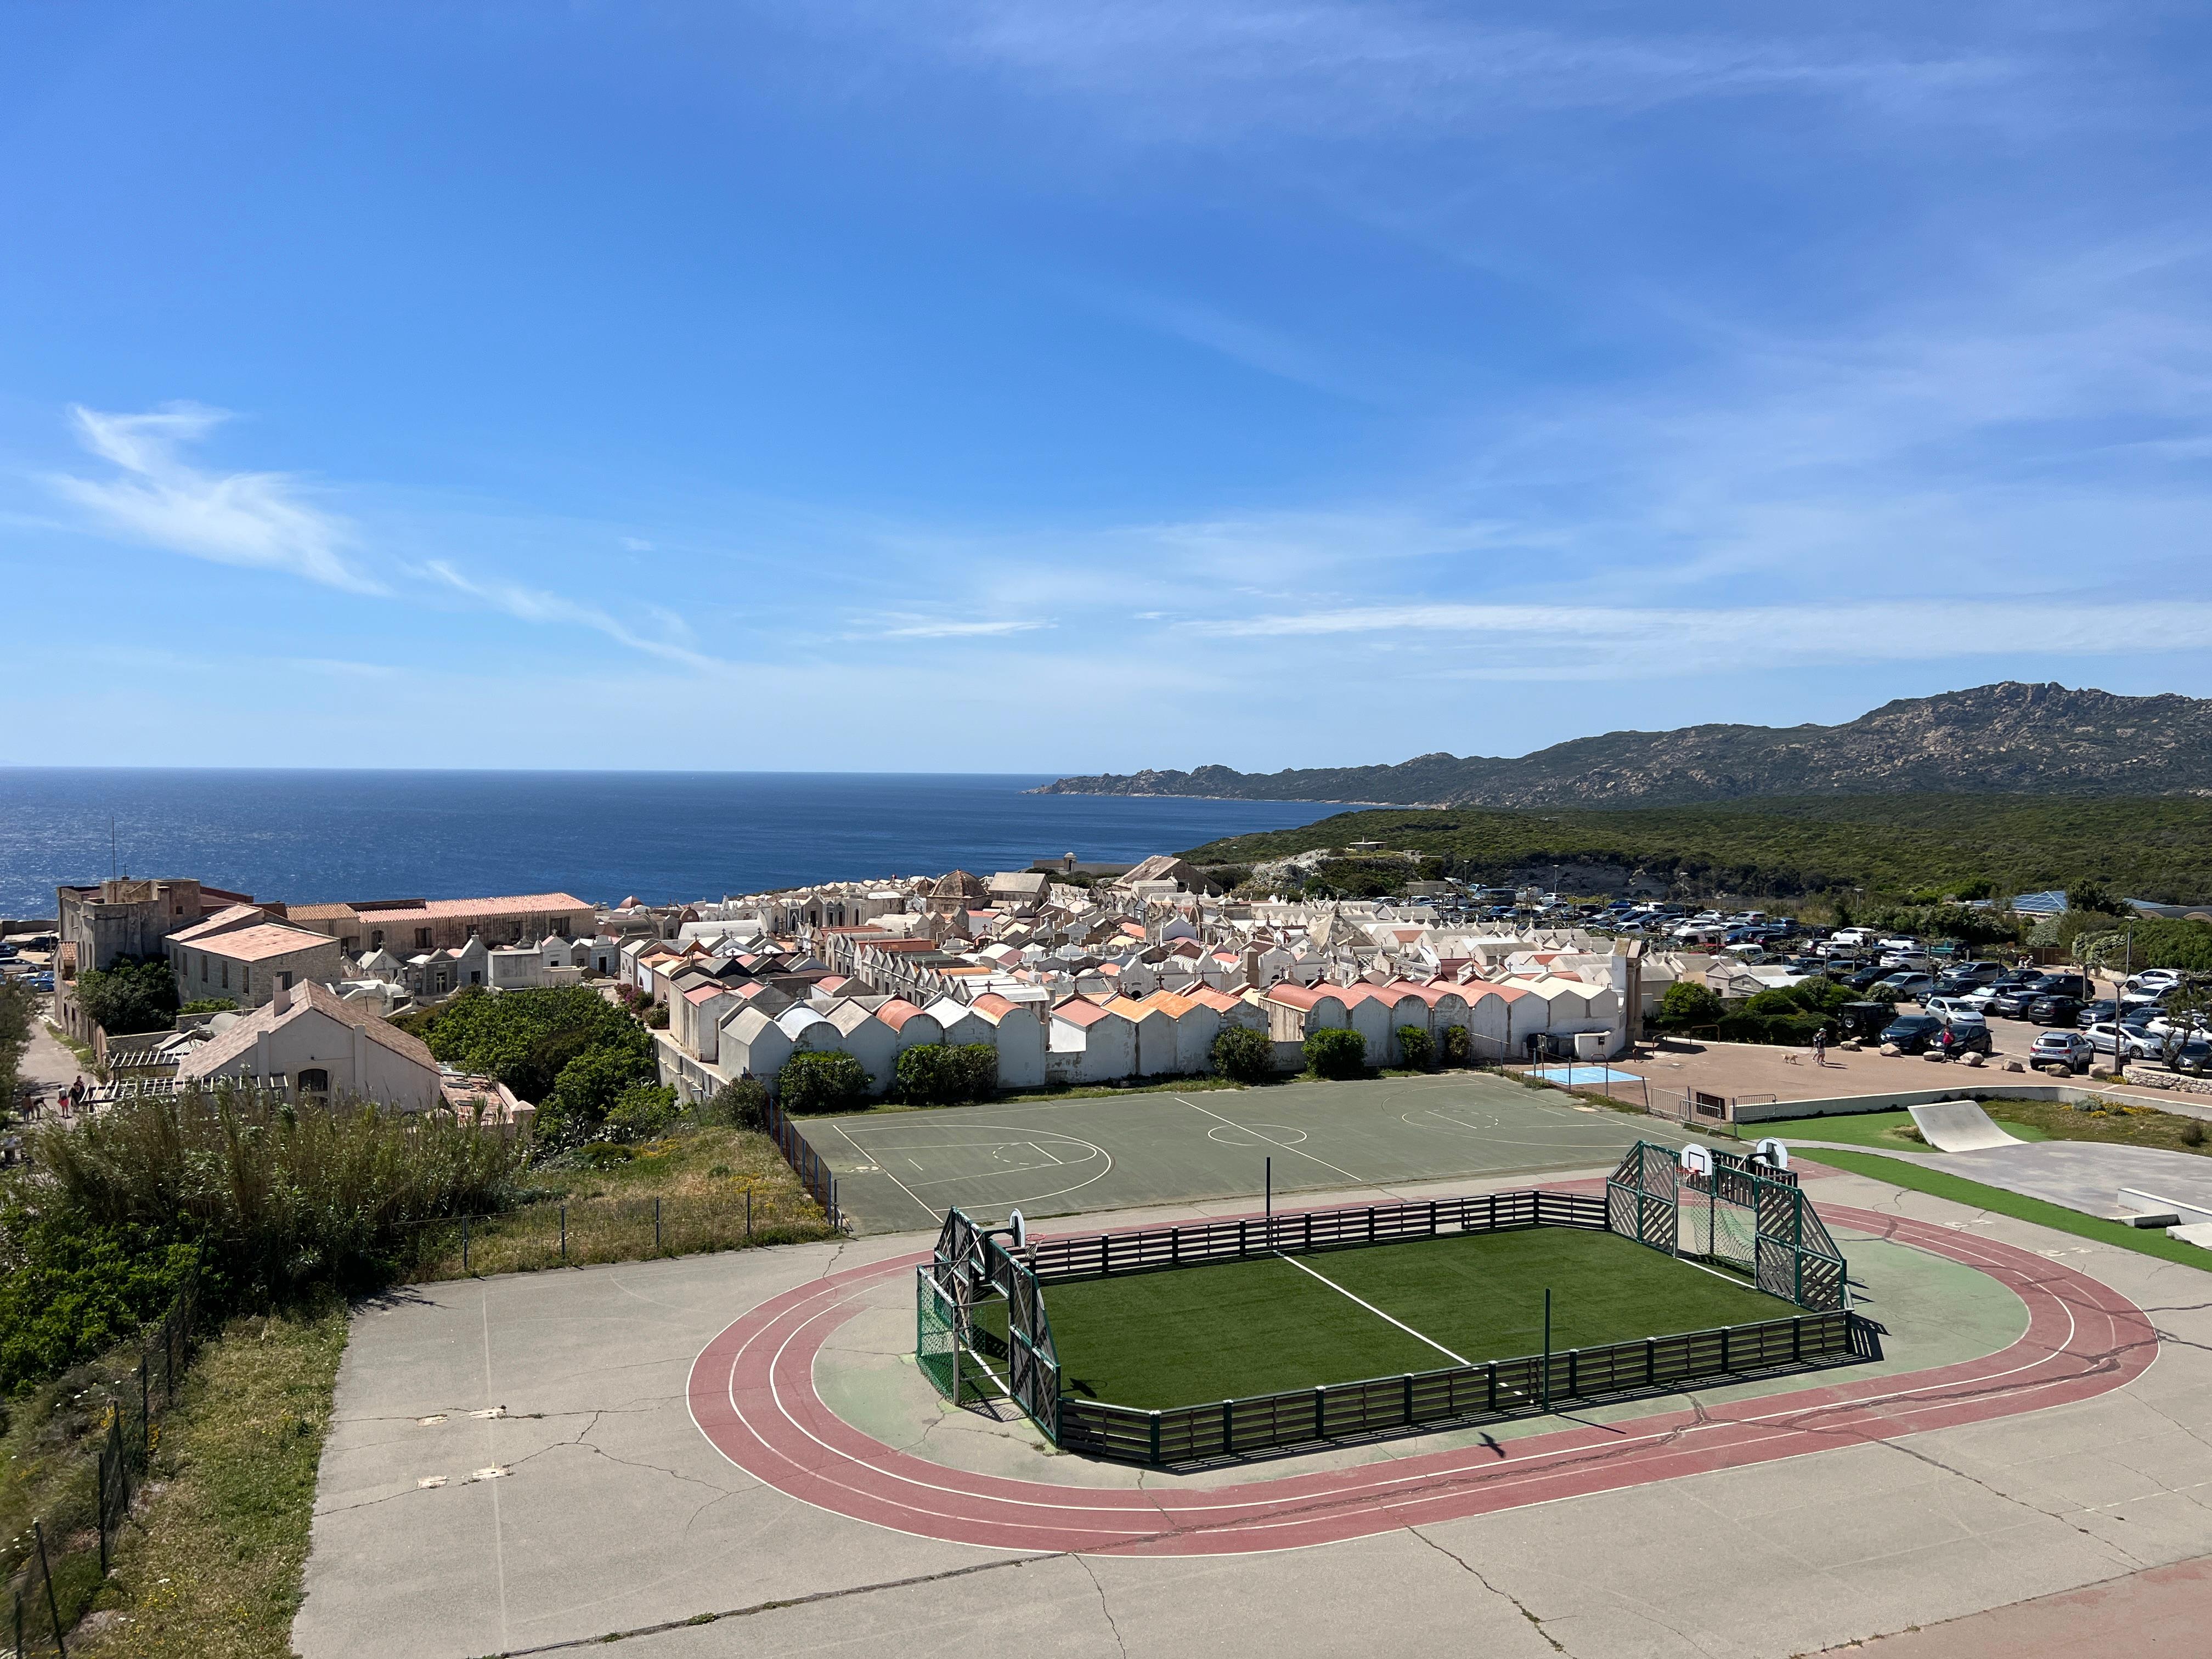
[[973, 1227, 1797, 1412]]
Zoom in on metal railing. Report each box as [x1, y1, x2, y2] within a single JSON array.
[[1027, 1189, 1607, 1283], [1058, 1308, 1875, 1465]]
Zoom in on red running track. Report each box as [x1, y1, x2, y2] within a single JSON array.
[[687, 1205, 2157, 1556]]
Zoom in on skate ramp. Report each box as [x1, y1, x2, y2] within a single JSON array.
[[1909, 1099, 2027, 1153]]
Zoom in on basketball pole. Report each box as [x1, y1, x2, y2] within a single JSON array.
[[1542, 1289, 1552, 1413]]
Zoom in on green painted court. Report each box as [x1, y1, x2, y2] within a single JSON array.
[[979, 1226, 1799, 1411], [799, 1074, 1730, 1234]]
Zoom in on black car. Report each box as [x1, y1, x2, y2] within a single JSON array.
[[1848, 966, 1893, 992], [1930, 1021, 1994, 1057], [1880, 1014, 1946, 1053], [2028, 995, 2085, 1026], [2076, 998, 2119, 1028]]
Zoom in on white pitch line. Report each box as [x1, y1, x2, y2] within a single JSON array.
[[1270, 1251, 1472, 1367], [832, 1121, 937, 1224], [1174, 1096, 1366, 1184]]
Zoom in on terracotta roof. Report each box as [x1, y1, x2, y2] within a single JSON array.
[[1051, 998, 1117, 1028], [682, 983, 727, 1005], [873, 998, 933, 1032], [179, 983, 436, 1081], [194, 923, 337, 963], [293, 893, 591, 923], [968, 992, 1022, 1018], [170, 904, 268, 943], [1265, 984, 1334, 1009]]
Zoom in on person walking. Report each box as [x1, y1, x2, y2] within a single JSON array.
[[1812, 1027, 1828, 1068]]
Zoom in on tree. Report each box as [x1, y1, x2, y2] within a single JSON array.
[[1303, 1027, 1367, 1079], [2067, 881, 2123, 918], [777, 1050, 870, 1113], [1440, 1024, 1474, 1068], [409, 984, 650, 1102], [74, 955, 178, 1035], [1395, 1024, 1435, 1070], [1210, 1024, 1275, 1084], [1652, 980, 1723, 1031]]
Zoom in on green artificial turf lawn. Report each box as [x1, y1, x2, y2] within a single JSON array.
[[1038, 1227, 1799, 1410], [1803, 1149, 2212, 1272], [1754, 1109, 2050, 1150]]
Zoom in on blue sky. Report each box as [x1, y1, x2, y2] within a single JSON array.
[[3, 2, 2208, 771]]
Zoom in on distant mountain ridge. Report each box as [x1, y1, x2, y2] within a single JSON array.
[[1037, 683, 2212, 808]]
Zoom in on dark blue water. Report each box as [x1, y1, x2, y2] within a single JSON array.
[[0, 771, 1344, 916]]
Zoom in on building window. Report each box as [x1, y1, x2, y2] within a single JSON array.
[[297, 1068, 330, 1098], [370, 930, 383, 949], [469, 970, 481, 985], [200, 955, 208, 982], [241, 967, 250, 995], [342, 936, 359, 953], [416, 928, 433, 949], [220, 962, 229, 989], [279, 971, 293, 991]]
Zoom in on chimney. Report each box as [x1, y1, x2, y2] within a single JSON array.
[[272, 980, 295, 1014]]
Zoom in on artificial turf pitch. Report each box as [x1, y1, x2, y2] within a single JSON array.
[[977, 1228, 1799, 1413]]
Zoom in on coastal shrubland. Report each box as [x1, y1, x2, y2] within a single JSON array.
[[0, 979, 32, 1112], [1182, 794, 2212, 906]]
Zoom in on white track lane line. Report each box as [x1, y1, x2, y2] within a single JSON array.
[[1270, 1251, 1472, 1367], [1174, 1094, 1367, 1184]]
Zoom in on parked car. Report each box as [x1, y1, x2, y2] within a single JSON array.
[[2030, 1030, 2094, 1072], [1920, 1014, 1993, 1058], [1881, 950, 1936, 972], [1838, 1001, 1895, 1041], [1848, 966, 1895, 992], [2128, 969, 2186, 995], [2166, 1039, 2212, 1075], [1878, 972, 1936, 1002], [2028, 994, 2086, 1026], [1880, 1014, 1947, 1053], [1923, 996, 1982, 1022], [2076, 998, 2118, 1028], [2085, 1022, 2161, 1061]]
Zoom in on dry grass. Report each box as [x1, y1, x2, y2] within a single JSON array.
[[71, 1304, 347, 1659], [399, 1125, 838, 1281], [1965, 1093, 2212, 1155]]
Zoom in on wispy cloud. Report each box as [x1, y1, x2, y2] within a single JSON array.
[[856, 616, 1056, 640], [1186, 599, 2212, 668], [415, 560, 738, 673], [50, 403, 381, 593]]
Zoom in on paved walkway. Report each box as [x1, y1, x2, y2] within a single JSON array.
[[299, 1163, 2212, 1659]]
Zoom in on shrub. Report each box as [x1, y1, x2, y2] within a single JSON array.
[[896, 1043, 997, 1105], [1210, 1024, 1276, 1084], [32, 1084, 521, 1310], [1440, 1024, 1474, 1067], [1395, 1024, 1435, 1070], [777, 1050, 870, 1113], [75, 956, 178, 1036], [0, 1202, 200, 1394], [177, 996, 239, 1015], [703, 1077, 769, 1130], [1652, 980, 1725, 1031], [645, 1002, 670, 1029], [603, 1083, 680, 1142], [540, 1044, 659, 1143], [1304, 1027, 1367, 1079]]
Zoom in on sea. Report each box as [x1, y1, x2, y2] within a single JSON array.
[[0, 770, 1345, 918]]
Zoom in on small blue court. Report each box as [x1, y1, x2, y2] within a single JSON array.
[[1527, 1065, 1644, 1086]]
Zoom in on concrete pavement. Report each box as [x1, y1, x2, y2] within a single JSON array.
[[296, 1161, 2212, 1659]]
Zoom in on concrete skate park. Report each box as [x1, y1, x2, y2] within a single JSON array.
[[298, 1074, 2212, 1659]]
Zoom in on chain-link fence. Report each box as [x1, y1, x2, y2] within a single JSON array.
[[7, 1252, 202, 1658]]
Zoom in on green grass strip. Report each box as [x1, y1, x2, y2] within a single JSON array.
[[1809, 1148, 2212, 1271]]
